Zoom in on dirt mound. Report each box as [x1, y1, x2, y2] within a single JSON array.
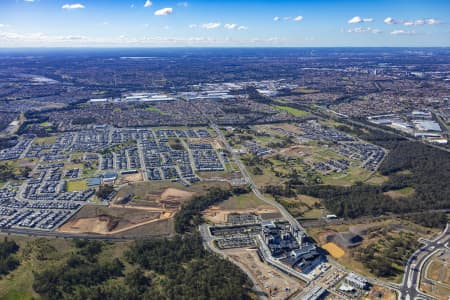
[[160, 188, 194, 202]]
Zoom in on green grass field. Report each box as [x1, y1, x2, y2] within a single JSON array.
[[219, 192, 267, 210], [145, 106, 164, 114], [66, 179, 88, 192], [294, 88, 319, 94], [274, 105, 309, 117]]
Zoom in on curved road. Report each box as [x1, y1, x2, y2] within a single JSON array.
[[399, 223, 450, 300]]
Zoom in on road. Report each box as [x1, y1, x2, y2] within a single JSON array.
[[399, 223, 450, 300], [210, 123, 306, 234], [318, 107, 450, 154], [0, 227, 168, 241]]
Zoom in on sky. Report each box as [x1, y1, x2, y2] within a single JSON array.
[[0, 0, 450, 47]]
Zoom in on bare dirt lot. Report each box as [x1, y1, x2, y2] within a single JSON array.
[[58, 205, 172, 235], [420, 250, 450, 300], [322, 242, 345, 258], [224, 248, 304, 300], [203, 206, 281, 224], [366, 285, 397, 300], [118, 172, 143, 184], [160, 188, 194, 201]]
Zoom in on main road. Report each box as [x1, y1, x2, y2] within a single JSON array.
[[399, 223, 450, 300], [210, 122, 306, 233]]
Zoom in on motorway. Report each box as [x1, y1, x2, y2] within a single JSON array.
[[399, 223, 450, 300]]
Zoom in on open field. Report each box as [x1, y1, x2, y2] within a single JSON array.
[[203, 206, 281, 224], [58, 205, 172, 235], [420, 282, 450, 300], [293, 88, 320, 94], [203, 191, 282, 224], [66, 179, 88, 192], [274, 105, 309, 117], [278, 194, 324, 218], [427, 261, 450, 284], [219, 192, 267, 210], [384, 187, 415, 199], [420, 250, 450, 300], [224, 248, 304, 300]]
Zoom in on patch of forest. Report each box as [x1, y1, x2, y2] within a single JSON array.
[[0, 238, 20, 277], [269, 126, 450, 221], [175, 186, 251, 233], [28, 236, 254, 300]]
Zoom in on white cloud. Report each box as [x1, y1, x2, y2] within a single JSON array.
[[177, 2, 188, 7], [188, 24, 197, 28], [390, 29, 416, 35], [144, 0, 152, 8], [224, 24, 248, 30], [154, 7, 173, 16], [384, 17, 397, 24], [425, 18, 443, 25], [224, 23, 238, 30], [385, 17, 443, 26], [201, 22, 221, 30], [62, 3, 85, 9], [348, 16, 373, 24], [274, 16, 304, 22], [348, 27, 382, 34], [24, 0, 35, 2], [403, 18, 443, 26], [0, 31, 87, 42], [250, 37, 285, 44]]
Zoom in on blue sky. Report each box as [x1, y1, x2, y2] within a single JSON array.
[[0, 0, 449, 47]]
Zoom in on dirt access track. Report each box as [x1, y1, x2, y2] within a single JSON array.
[[203, 206, 281, 224], [59, 186, 195, 235], [58, 205, 174, 235]]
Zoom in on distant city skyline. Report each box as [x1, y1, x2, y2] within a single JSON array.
[[1, 0, 450, 47]]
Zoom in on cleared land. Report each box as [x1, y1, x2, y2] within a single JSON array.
[[224, 248, 304, 300], [366, 285, 397, 300], [203, 192, 282, 224], [420, 251, 450, 300], [322, 242, 345, 258], [384, 187, 415, 199], [58, 205, 171, 235], [274, 106, 309, 117]]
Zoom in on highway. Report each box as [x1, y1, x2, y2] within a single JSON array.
[[399, 223, 450, 300], [317, 106, 450, 154]]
